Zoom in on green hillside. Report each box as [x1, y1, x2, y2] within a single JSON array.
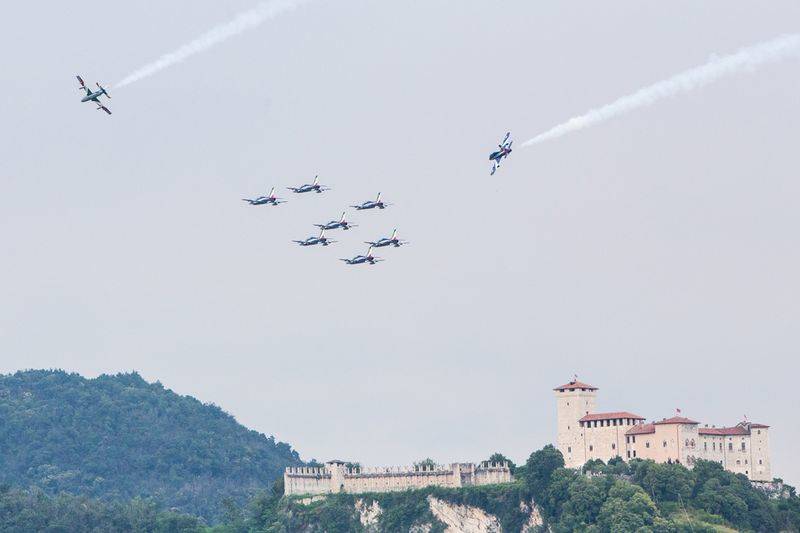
[[0, 370, 301, 522]]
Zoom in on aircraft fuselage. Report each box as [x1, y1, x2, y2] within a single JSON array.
[[81, 91, 104, 103]]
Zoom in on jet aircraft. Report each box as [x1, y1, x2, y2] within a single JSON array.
[[365, 229, 407, 248], [242, 187, 286, 206], [293, 229, 334, 247], [489, 132, 512, 175], [340, 246, 383, 265], [287, 175, 329, 194], [351, 192, 390, 210], [315, 212, 356, 231], [76, 75, 112, 115]]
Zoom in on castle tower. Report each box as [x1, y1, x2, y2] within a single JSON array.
[[554, 378, 598, 468]]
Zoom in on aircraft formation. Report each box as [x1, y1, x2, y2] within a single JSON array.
[[75, 73, 511, 268], [242, 176, 407, 266]]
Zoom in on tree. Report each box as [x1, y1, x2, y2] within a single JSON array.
[[414, 458, 436, 471], [559, 476, 608, 526], [522, 445, 565, 501], [597, 480, 657, 532], [630, 460, 693, 503], [486, 452, 516, 473]]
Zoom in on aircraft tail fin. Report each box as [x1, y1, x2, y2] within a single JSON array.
[[313, 175, 319, 185], [367, 245, 374, 256], [339, 211, 346, 222], [268, 187, 276, 197], [376, 192, 381, 202], [391, 228, 397, 239]]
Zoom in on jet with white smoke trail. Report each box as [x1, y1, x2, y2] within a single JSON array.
[[115, 0, 312, 89], [523, 33, 800, 147]]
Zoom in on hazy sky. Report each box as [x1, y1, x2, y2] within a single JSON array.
[[2, 1, 799, 484]]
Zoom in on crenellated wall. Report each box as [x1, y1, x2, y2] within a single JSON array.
[[285, 461, 513, 496]]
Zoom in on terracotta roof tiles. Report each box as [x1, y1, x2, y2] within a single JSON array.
[[654, 416, 699, 425], [626, 423, 656, 435], [553, 380, 598, 391], [579, 411, 645, 422]]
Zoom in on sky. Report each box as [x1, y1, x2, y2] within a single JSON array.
[[1, 1, 799, 484]]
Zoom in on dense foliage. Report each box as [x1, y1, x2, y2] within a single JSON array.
[[0, 484, 204, 533], [0, 370, 301, 522], [3, 448, 800, 531], [521, 448, 800, 532]]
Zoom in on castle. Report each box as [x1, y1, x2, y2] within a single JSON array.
[[555, 378, 772, 481], [284, 461, 513, 496], [283, 377, 773, 496]]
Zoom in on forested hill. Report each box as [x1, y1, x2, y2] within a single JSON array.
[[0, 369, 302, 522]]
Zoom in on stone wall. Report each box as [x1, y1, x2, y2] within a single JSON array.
[[285, 461, 513, 496]]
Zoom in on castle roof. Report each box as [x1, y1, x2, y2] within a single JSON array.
[[579, 411, 645, 422], [699, 426, 747, 436], [699, 422, 769, 436], [654, 416, 699, 425], [626, 423, 656, 435], [553, 380, 598, 391]]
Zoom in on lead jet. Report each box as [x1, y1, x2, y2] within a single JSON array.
[[489, 132, 512, 175], [293, 229, 334, 247], [340, 246, 383, 265], [242, 187, 286, 206], [365, 229, 407, 248], [315, 212, 356, 231], [287, 175, 329, 194], [76, 75, 112, 115], [351, 192, 390, 210]]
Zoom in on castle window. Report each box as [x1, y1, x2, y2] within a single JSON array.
[[741, 442, 746, 451], [691, 439, 695, 448], [612, 443, 616, 450], [627, 451, 630, 458], [626, 436, 630, 444], [736, 460, 740, 465], [759, 459, 762, 465], [646, 442, 650, 448], [633, 451, 637, 458], [567, 446, 571, 453], [685, 439, 689, 447], [589, 445, 593, 452], [712, 442, 716, 451], [757, 430, 761, 435], [745, 460, 748, 464], [704, 442, 708, 451], [632, 436, 636, 443], [663, 441, 667, 448], [728, 443, 733, 451], [613, 419, 617, 426]]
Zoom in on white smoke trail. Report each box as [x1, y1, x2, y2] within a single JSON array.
[[114, 0, 311, 88], [523, 34, 800, 147]]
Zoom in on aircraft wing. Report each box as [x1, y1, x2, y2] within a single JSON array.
[[98, 105, 112, 115], [76, 75, 86, 88]]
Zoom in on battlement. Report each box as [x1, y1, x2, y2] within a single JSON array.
[[284, 461, 513, 496], [285, 466, 331, 478]]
